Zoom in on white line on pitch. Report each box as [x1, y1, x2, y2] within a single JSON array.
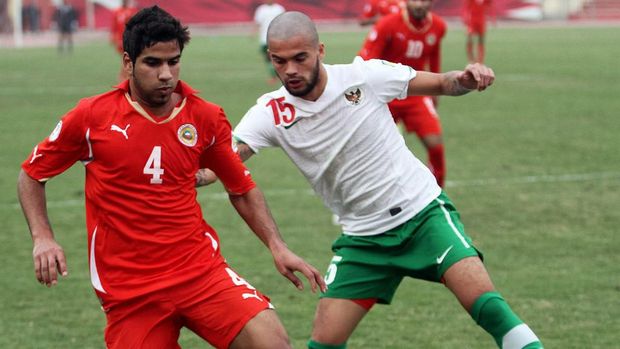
[[2, 171, 619, 211]]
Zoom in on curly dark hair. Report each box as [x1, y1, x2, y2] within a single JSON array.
[[123, 6, 190, 63]]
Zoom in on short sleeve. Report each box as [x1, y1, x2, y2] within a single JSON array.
[[199, 108, 256, 195], [233, 103, 278, 154], [357, 57, 416, 103], [21, 101, 91, 182]]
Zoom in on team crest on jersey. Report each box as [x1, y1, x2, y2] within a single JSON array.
[[177, 124, 197, 147], [49, 121, 62, 142], [426, 34, 437, 46], [344, 87, 363, 106]]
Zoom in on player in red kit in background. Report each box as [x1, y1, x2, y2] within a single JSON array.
[[463, 0, 495, 63], [359, 0, 402, 26], [360, 0, 448, 187], [110, 0, 138, 81], [18, 6, 325, 349]]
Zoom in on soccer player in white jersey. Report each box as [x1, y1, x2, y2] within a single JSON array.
[[197, 11, 543, 349]]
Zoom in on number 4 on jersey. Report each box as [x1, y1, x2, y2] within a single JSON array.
[[144, 146, 164, 184]]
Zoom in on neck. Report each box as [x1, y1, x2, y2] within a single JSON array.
[[128, 84, 180, 118], [301, 65, 328, 102]]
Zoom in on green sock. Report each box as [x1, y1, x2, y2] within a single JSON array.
[[307, 339, 346, 349], [470, 292, 541, 348]]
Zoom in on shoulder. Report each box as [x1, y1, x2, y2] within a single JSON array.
[[431, 13, 447, 33], [377, 13, 401, 28], [77, 88, 124, 113]]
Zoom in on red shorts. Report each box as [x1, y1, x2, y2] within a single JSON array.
[[389, 96, 442, 137], [104, 258, 272, 349], [467, 18, 486, 35]]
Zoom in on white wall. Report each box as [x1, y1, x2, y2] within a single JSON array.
[[542, 0, 588, 19]]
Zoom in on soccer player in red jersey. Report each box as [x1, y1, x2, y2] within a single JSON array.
[[463, 0, 495, 63], [359, 0, 402, 26], [359, 0, 448, 186], [110, 0, 138, 82], [18, 6, 325, 349]]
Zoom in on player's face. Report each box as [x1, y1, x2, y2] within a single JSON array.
[[125, 40, 181, 109], [407, 0, 433, 20], [268, 35, 325, 100]]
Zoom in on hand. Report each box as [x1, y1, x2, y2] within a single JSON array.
[[32, 237, 68, 287], [271, 246, 327, 293], [457, 63, 495, 91]]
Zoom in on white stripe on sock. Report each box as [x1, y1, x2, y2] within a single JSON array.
[[502, 324, 540, 349]]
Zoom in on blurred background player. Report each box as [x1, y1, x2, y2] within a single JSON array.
[[463, 0, 495, 63], [359, 0, 402, 26], [110, 0, 138, 81], [52, 0, 78, 53], [360, 0, 448, 187], [254, 0, 285, 84]]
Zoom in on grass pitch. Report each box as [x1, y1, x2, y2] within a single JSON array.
[[1, 23, 619, 348]]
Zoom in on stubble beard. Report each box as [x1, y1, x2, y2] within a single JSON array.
[[284, 59, 321, 98]]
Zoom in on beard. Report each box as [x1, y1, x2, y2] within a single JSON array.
[[131, 71, 173, 108], [283, 59, 321, 98]]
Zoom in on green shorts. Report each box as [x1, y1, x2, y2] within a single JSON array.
[[321, 192, 482, 304]]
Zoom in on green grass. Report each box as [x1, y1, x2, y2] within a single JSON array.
[[1, 24, 619, 348]]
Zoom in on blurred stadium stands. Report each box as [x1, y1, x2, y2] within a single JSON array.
[[1, 0, 619, 48]]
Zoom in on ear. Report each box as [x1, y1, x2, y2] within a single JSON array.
[[318, 42, 325, 61], [122, 52, 133, 75]]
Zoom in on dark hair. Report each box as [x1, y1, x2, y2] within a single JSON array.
[[123, 6, 190, 63]]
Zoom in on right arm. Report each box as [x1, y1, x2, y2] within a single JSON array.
[[17, 170, 68, 287], [196, 142, 256, 187], [407, 63, 495, 97]]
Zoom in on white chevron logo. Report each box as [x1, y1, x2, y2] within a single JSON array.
[[110, 124, 130, 139]]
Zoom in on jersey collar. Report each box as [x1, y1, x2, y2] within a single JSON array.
[[115, 80, 198, 124]]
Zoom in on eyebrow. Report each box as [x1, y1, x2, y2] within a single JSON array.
[[143, 54, 182, 62], [271, 52, 307, 61]]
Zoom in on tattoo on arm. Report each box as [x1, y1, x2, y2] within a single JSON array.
[[237, 143, 255, 162], [443, 71, 473, 96]]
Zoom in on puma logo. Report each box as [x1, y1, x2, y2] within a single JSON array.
[[110, 124, 130, 139], [29, 145, 43, 164]]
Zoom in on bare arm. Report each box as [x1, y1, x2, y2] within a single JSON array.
[[17, 170, 68, 287], [195, 142, 256, 187], [229, 187, 326, 293], [408, 63, 495, 97]]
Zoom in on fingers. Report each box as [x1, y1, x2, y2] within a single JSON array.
[[280, 260, 327, 293], [33, 243, 68, 287], [465, 63, 495, 91], [283, 270, 304, 291]]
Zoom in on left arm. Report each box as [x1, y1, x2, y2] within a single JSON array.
[[229, 187, 326, 293], [407, 63, 495, 97]]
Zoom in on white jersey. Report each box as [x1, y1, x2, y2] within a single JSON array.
[[254, 3, 285, 45], [234, 57, 442, 236]]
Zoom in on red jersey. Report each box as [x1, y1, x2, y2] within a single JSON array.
[[359, 12, 446, 73], [464, 0, 491, 25], [361, 0, 402, 20], [110, 6, 138, 53], [22, 80, 255, 306]]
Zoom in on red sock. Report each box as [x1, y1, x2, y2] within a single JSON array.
[[428, 144, 446, 187]]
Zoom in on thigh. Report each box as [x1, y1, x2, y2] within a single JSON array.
[[104, 294, 182, 349], [178, 261, 276, 349], [230, 309, 290, 349], [311, 298, 369, 344], [404, 192, 482, 282], [321, 245, 404, 305]]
